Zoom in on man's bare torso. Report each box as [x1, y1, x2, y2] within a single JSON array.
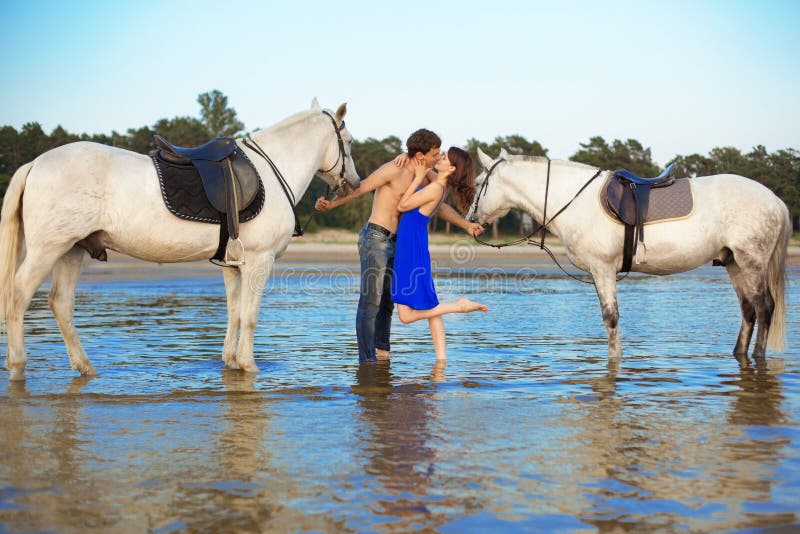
[[367, 162, 417, 233]]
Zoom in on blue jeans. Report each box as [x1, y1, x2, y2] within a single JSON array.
[[356, 224, 395, 363]]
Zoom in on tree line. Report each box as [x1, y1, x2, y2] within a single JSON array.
[[2, 91, 798, 233]]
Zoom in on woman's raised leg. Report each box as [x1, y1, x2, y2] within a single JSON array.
[[397, 297, 487, 325]]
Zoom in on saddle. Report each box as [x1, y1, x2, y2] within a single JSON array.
[[603, 163, 680, 272], [152, 135, 263, 265]]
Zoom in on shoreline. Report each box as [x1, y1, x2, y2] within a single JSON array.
[[78, 230, 800, 281]]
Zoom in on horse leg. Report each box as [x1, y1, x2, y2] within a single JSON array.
[[49, 247, 97, 376], [728, 255, 773, 359], [5, 247, 65, 380], [750, 278, 774, 360], [726, 262, 756, 358], [591, 268, 622, 359], [221, 266, 242, 369], [234, 255, 274, 373]]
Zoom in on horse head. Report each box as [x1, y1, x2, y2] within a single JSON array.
[[467, 147, 513, 224], [311, 98, 361, 195]]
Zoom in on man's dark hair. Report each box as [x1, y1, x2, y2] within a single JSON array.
[[406, 129, 441, 157]]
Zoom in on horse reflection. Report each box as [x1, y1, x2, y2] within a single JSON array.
[[571, 358, 792, 530], [162, 371, 278, 532], [0, 377, 110, 531]]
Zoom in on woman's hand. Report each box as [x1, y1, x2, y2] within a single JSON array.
[[412, 158, 428, 181], [392, 153, 410, 167]]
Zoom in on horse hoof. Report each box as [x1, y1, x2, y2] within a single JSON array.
[[223, 358, 240, 370], [239, 363, 260, 374], [80, 365, 99, 377], [8, 368, 26, 382]]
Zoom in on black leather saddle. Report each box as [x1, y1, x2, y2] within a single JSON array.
[[605, 163, 677, 272], [152, 135, 264, 263]]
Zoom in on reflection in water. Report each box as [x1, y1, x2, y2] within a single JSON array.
[[161, 371, 278, 532], [352, 361, 444, 529], [0, 266, 798, 531], [571, 357, 795, 531]]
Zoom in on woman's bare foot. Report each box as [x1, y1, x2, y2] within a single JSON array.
[[456, 297, 488, 313]]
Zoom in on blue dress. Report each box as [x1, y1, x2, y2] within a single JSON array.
[[391, 191, 442, 310]]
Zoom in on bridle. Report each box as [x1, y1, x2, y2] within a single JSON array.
[[242, 110, 352, 237], [467, 156, 614, 284], [318, 110, 351, 197]]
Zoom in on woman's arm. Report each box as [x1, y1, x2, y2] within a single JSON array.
[[436, 203, 485, 236], [397, 160, 440, 213]]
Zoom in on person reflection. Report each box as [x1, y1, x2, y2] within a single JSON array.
[[352, 361, 442, 527]]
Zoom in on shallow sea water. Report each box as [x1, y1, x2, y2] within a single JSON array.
[[0, 261, 798, 532]]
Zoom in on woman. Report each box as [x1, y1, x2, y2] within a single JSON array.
[[391, 147, 488, 360]]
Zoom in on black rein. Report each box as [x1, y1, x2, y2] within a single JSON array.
[[471, 159, 614, 284], [242, 110, 350, 237]]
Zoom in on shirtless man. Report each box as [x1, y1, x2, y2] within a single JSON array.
[[315, 129, 484, 363]]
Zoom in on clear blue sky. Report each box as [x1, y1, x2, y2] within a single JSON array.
[[1, 0, 797, 165]]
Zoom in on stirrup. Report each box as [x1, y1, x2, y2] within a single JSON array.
[[635, 241, 647, 265], [223, 238, 246, 266]]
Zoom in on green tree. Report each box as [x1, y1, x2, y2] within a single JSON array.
[[466, 134, 548, 169], [0, 125, 21, 175], [124, 125, 157, 153], [152, 116, 209, 147], [672, 153, 716, 177], [198, 90, 245, 137], [465, 134, 549, 236], [571, 136, 661, 176], [19, 122, 48, 165], [46, 125, 79, 151]]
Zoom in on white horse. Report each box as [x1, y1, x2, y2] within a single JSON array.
[[0, 99, 360, 380], [469, 148, 789, 361]]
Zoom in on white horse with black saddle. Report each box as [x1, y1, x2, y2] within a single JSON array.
[[0, 99, 360, 380], [468, 148, 789, 361]]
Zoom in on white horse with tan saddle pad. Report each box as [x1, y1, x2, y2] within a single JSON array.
[[468, 148, 789, 362], [0, 99, 360, 380]]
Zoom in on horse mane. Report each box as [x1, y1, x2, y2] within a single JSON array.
[[506, 154, 597, 171], [245, 109, 320, 137]]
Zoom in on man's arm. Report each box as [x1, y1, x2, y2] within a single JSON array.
[[315, 163, 399, 211], [437, 203, 485, 236]]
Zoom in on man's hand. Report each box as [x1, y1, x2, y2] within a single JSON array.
[[315, 198, 332, 211], [466, 222, 485, 237]]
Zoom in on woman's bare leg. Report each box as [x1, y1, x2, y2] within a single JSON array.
[[397, 297, 488, 325], [429, 316, 446, 360]]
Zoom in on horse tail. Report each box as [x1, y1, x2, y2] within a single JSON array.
[[766, 200, 790, 352], [0, 162, 32, 329]]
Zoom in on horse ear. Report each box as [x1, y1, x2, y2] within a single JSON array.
[[477, 147, 493, 169], [499, 148, 509, 159], [310, 97, 321, 110], [335, 102, 347, 123]]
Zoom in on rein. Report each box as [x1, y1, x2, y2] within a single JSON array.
[[242, 110, 350, 237], [470, 159, 622, 284]]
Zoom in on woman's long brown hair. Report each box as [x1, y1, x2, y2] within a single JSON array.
[[446, 147, 476, 214]]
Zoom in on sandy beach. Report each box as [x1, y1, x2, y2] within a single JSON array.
[[79, 229, 800, 281]]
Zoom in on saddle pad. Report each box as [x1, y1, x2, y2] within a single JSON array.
[[151, 152, 265, 224], [601, 174, 694, 225]]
